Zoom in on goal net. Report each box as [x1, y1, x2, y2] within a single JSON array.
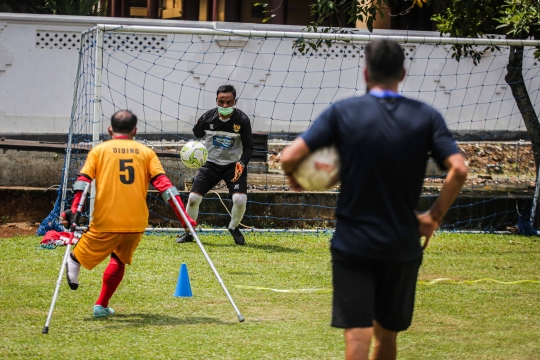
[[38, 25, 540, 234]]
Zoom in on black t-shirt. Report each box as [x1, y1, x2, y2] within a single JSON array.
[[301, 94, 459, 261], [193, 108, 253, 165]]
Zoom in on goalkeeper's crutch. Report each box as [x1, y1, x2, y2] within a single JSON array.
[[42, 182, 91, 334], [168, 189, 245, 322]]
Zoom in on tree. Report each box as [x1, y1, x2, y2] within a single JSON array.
[[306, 0, 540, 168], [432, 0, 540, 169], [45, 0, 103, 16]]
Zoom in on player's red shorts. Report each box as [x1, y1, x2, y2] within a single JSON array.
[[73, 228, 143, 270]]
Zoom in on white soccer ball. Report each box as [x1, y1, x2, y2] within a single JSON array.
[[293, 145, 340, 191], [180, 140, 208, 169]]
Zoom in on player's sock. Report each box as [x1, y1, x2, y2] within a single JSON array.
[[229, 193, 247, 230], [175, 192, 203, 243], [96, 253, 125, 308], [66, 252, 81, 290], [186, 192, 203, 221]]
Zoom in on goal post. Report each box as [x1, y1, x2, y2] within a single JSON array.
[[38, 24, 540, 235]]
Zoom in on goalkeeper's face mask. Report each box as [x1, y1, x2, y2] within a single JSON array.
[[216, 92, 236, 118], [217, 106, 235, 117]]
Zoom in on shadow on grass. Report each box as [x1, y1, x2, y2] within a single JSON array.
[[202, 242, 303, 253], [228, 271, 257, 275], [84, 313, 233, 327]]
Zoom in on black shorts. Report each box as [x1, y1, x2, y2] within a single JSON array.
[[331, 247, 422, 332], [191, 161, 248, 197]]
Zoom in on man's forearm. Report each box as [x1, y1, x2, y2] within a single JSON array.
[[240, 149, 252, 165], [281, 137, 311, 174], [429, 156, 467, 222], [192, 124, 206, 138]]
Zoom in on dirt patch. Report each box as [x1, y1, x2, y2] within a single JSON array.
[[459, 143, 535, 176], [269, 143, 535, 176], [0, 222, 38, 238]]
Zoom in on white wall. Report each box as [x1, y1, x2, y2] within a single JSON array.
[[0, 14, 210, 135], [0, 13, 538, 137]]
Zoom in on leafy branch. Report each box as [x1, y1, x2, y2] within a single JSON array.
[[45, 0, 104, 16], [253, 1, 283, 23], [293, 0, 428, 55]]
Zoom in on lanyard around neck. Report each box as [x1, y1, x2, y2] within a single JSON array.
[[369, 89, 401, 98]]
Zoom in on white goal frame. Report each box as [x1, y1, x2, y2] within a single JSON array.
[[69, 24, 540, 233]]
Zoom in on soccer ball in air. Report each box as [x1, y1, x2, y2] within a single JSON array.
[[293, 146, 340, 191], [180, 140, 208, 169]]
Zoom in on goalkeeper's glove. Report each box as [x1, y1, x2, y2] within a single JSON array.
[[231, 161, 245, 182], [151, 174, 197, 228]]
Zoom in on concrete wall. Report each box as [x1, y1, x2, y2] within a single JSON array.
[[0, 147, 202, 188], [0, 187, 530, 230], [0, 149, 64, 187], [0, 13, 538, 139]]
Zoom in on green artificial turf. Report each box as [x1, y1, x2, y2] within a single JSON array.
[[0, 232, 538, 359]]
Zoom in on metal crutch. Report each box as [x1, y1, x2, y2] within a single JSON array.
[[42, 182, 91, 334], [168, 189, 245, 322]]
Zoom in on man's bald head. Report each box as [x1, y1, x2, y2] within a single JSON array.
[[111, 110, 138, 134]]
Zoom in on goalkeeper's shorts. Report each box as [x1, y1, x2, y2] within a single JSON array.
[[330, 247, 422, 332], [73, 228, 143, 270], [191, 161, 248, 197]]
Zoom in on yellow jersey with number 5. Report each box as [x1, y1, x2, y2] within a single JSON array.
[[80, 139, 165, 232]]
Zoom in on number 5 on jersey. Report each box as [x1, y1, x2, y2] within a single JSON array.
[[119, 159, 134, 184]]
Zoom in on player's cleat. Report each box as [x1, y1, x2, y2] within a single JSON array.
[[175, 233, 194, 243], [228, 227, 245, 245], [65, 254, 81, 290], [93, 305, 115, 318]]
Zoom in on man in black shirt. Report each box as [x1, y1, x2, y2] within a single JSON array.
[[176, 85, 253, 245], [282, 40, 467, 359]]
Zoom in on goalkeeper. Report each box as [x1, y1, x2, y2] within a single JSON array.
[[63, 110, 196, 319], [176, 84, 253, 245]]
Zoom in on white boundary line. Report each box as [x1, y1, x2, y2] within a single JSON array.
[[74, 227, 513, 234]]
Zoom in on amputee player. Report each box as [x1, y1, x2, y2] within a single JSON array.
[[176, 84, 253, 245], [63, 110, 196, 318], [281, 40, 467, 360]]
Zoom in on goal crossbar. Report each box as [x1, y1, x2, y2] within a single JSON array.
[[96, 24, 540, 47]]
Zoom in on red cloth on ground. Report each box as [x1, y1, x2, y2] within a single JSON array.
[[40, 230, 79, 246], [96, 256, 125, 308]]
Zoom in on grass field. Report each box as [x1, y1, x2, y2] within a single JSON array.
[[1, 232, 539, 359]]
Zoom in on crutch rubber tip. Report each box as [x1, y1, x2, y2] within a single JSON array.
[[42, 326, 49, 334], [238, 315, 245, 322]]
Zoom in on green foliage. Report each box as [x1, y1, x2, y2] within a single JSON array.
[[45, 0, 103, 16], [307, 0, 390, 32], [253, 1, 281, 23], [432, 0, 540, 63], [432, 0, 500, 38], [294, 26, 352, 54], [292, 0, 363, 54], [293, 0, 429, 54], [496, 0, 540, 39], [430, 0, 502, 64]]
